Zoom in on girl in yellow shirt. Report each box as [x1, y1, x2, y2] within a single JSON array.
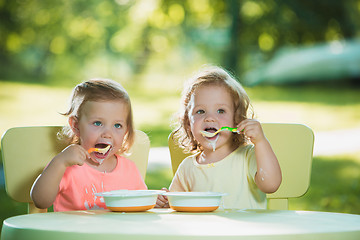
[[157, 66, 281, 209]]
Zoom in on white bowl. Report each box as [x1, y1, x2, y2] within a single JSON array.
[[95, 190, 164, 212], [162, 192, 227, 212]]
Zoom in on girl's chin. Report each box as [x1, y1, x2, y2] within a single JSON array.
[[202, 140, 233, 152], [86, 157, 101, 165], [88, 156, 108, 165]]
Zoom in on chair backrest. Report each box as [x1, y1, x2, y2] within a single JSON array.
[[1, 126, 150, 214], [168, 123, 314, 210]]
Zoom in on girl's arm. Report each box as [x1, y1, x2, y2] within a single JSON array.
[[237, 120, 282, 193], [30, 144, 90, 209]]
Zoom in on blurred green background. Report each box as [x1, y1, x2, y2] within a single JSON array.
[[1, 0, 360, 234]]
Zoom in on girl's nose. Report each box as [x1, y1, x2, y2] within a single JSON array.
[[204, 113, 216, 122], [101, 127, 112, 138]]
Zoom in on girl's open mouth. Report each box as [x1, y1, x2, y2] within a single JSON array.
[[201, 127, 219, 138], [205, 127, 217, 133], [91, 144, 112, 162]]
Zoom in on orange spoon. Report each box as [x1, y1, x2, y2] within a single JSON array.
[[88, 145, 110, 154]]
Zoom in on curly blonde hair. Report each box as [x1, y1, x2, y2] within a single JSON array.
[[58, 78, 134, 154], [174, 66, 254, 153]]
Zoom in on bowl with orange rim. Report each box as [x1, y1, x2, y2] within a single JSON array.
[[163, 192, 227, 212], [96, 190, 165, 212]]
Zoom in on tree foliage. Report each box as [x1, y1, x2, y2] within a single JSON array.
[[0, 0, 359, 84]]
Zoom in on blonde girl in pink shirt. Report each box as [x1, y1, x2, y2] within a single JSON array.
[[31, 79, 147, 211]]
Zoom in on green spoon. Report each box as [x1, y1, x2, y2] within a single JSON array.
[[200, 126, 239, 138]]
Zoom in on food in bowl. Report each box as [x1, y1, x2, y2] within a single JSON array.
[[162, 192, 227, 212], [95, 190, 164, 212]]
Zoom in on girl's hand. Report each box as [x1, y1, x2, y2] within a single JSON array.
[[55, 144, 91, 167], [237, 119, 266, 145], [155, 188, 169, 208]]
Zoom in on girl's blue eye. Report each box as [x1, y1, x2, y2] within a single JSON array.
[[114, 123, 122, 129], [93, 121, 102, 126], [196, 109, 205, 114], [218, 109, 225, 114]]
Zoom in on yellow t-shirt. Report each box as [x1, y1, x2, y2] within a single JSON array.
[[169, 145, 266, 209]]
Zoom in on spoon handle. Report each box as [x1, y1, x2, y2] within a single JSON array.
[[221, 126, 238, 132]]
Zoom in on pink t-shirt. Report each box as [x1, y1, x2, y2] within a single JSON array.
[[53, 154, 147, 212]]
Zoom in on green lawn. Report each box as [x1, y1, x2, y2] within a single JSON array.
[[1, 80, 360, 233], [290, 152, 360, 214], [1, 80, 360, 145]]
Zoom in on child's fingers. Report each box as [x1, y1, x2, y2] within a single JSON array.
[[155, 195, 168, 208], [85, 150, 91, 159], [238, 120, 267, 144], [155, 187, 170, 208], [60, 144, 90, 167], [161, 187, 169, 200], [237, 119, 252, 132], [237, 124, 248, 135], [237, 119, 261, 133], [238, 119, 259, 142], [79, 147, 96, 165]]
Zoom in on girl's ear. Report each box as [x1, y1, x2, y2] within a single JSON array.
[[69, 116, 80, 137]]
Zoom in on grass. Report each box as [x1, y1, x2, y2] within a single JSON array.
[[1, 79, 360, 234], [290, 152, 360, 214], [247, 84, 360, 131], [1, 80, 360, 145]]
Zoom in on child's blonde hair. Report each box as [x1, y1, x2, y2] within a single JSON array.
[[59, 78, 134, 153], [174, 65, 254, 153]]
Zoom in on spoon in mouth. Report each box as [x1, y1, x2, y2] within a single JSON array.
[[88, 145, 111, 154], [200, 126, 240, 138]]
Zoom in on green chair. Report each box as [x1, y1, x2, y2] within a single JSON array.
[[168, 123, 314, 210], [1, 126, 150, 214]]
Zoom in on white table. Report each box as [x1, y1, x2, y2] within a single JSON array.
[[2, 209, 360, 240]]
